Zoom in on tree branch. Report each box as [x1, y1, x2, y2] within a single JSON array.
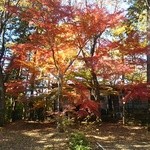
[[146, 0, 150, 9], [64, 48, 82, 75], [90, 33, 102, 56]]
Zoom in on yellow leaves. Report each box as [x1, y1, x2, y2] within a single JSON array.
[[112, 25, 127, 36], [0, 0, 30, 15], [58, 47, 76, 59], [18, 0, 30, 8], [109, 49, 122, 59], [140, 39, 147, 47], [137, 10, 147, 32], [0, 0, 5, 11]]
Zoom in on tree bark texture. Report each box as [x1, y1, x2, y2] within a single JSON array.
[[0, 66, 5, 126], [146, 0, 150, 131]]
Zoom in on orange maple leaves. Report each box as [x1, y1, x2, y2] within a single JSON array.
[[7, 0, 147, 107]]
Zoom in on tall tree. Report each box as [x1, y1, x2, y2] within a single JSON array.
[[146, 0, 150, 131], [145, 1, 150, 82], [11, 0, 81, 112], [10, 0, 124, 115], [0, 0, 31, 126], [5, 0, 148, 125], [74, 5, 123, 101], [0, 0, 15, 126], [124, 0, 150, 130]]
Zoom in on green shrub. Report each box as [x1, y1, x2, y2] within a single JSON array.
[[69, 132, 91, 150]]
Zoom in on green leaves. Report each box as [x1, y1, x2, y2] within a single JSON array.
[[69, 132, 91, 150]]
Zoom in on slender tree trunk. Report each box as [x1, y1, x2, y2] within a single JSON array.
[[91, 70, 101, 101], [57, 74, 63, 112], [56, 74, 65, 132], [0, 66, 5, 126], [146, 0, 150, 131], [0, 12, 7, 126], [90, 36, 101, 101]]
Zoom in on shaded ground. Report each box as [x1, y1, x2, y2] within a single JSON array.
[[0, 120, 150, 150]]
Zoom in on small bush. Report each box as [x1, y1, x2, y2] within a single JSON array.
[[69, 132, 91, 150]]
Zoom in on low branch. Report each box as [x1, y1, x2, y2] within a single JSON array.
[[64, 48, 82, 75]]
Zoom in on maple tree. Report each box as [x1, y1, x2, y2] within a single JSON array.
[[8, 2, 121, 115], [9, 0, 122, 119], [68, 3, 124, 102], [9, 0, 83, 120], [1, 0, 147, 125]]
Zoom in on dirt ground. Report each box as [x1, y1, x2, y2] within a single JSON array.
[[0, 120, 150, 150]]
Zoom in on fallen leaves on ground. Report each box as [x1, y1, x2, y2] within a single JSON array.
[[0, 121, 150, 150]]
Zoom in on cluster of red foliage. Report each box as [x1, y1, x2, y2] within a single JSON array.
[[5, 80, 26, 97], [5, 0, 147, 121], [123, 83, 150, 102]]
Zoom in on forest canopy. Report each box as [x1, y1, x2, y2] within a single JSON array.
[[0, 0, 149, 126]]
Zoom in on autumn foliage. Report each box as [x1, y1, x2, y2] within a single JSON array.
[[3, 0, 147, 122]]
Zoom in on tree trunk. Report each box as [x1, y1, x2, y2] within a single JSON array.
[[146, 0, 150, 131], [0, 11, 7, 126], [0, 66, 5, 126], [57, 74, 63, 112], [90, 35, 101, 101], [56, 74, 65, 132], [91, 70, 101, 101]]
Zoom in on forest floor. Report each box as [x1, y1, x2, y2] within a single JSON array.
[[0, 120, 150, 150]]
